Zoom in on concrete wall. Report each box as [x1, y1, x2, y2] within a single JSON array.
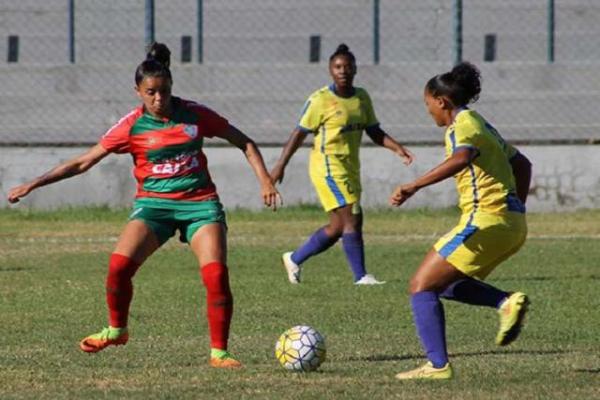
[[2, 145, 599, 212], [2, 63, 600, 145]]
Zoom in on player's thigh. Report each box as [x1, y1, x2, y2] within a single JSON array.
[[189, 222, 227, 267], [113, 219, 162, 264], [410, 249, 467, 293], [474, 227, 527, 279], [434, 214, 526, 279], [310, 174, 361, 212]]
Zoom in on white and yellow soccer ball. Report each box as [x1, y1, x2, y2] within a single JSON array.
[[275, 325, 326, 372]]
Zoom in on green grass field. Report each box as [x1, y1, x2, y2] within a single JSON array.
[[1, 206, 599, 399]]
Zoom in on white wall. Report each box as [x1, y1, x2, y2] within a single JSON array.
[[2, 145, 599, 212]]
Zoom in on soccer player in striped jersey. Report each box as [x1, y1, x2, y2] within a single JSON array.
[[270, 44, 414, 285], [7, 43, 280, 368], [391, 62, 532, 380]]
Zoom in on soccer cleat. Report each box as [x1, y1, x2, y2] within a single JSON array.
[[354, 274, 386, 285], [395, 361, 453, 380], [209, 350, 243, 369], [79, 327, 129, 353], [496, 292, 529, 346], [282, 252, 301, 284]]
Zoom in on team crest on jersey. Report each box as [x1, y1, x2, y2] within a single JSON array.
[[184, 124, 198, 138]]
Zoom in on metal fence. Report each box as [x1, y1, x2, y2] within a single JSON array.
[[1, 0, 600, 145]]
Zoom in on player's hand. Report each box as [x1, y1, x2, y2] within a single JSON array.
[[7, 183, 34, 204], [397, 147, 415, 166], [389, 183, 418, 207], [261, 179, 283, 211], [269, 164, 285, 184]]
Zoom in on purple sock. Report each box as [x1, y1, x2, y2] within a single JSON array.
[[291, 227, 338, 265], [440, 278, 508, 308], [411, 291, 448, 368], [341, 232, 367, 281]]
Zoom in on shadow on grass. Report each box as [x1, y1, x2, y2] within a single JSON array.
[[0, 267, 30, 272], [574, 368, 600, 374], [350, 349, 571, 363], [494, 275, 599, 282]]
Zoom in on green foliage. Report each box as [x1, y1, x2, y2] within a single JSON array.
[[1, 207, 599, 399]]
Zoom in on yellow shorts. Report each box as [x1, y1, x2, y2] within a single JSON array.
[[309, 152, 361, 212], [434, 212, 527, 279]]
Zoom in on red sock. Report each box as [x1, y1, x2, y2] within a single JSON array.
[[106, 253, 141, 328], [201, 261, 233, 350]]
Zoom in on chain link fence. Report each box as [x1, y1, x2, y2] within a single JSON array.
[[1, 0, 600, 145]]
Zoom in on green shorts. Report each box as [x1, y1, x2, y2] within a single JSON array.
[[129, 200, 226, 245]]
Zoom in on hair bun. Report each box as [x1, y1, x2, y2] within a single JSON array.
[[336, 43, 350, 53], [146, 42, 171, 68]]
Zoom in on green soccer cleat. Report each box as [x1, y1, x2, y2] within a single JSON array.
[[496, 292, 529, 346], [79, 326, 129, 353], [395, 362, 453, 380], [209, 349, 243, 369]]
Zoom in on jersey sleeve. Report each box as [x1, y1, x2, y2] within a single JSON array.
[[297, 93, 322, 133], [361, 89, 379, 129], [451, 119, 481, 156], [99, 111, 137, 153], [191, 104, 230, 138], [505, 142, 518, 159]]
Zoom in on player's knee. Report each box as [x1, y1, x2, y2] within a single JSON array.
[[107, 253, 140, 282], [201, 261, 231, 295], [409, 276, 435, 294], [325, 225, 344, 238]]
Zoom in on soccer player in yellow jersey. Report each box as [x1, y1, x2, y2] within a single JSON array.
[[391, 62, 532, 380], [270, 44, 414, 285]]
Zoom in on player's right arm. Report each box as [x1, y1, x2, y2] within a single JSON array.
[[270, 127, 308, 184], [7, 143, 110, 203], [270, 94, 321, 184]]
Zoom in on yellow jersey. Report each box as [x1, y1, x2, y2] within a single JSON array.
[[445, 109, 525, 216], [298, 85, 379, 166]]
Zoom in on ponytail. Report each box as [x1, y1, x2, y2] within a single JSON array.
[[425, 61, 481, 107]]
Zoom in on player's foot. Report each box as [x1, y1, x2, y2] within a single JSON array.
[[209, 349, 243, 369], [354, 274, 386, 285], [282, 252, 301, 284], [79, 326, 129, 353], [496, 292, 529, 346], [395, 361, 453, 380]]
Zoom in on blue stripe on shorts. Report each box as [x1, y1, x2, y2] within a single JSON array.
[[438, 223, 479, 258], [326, 175, 347, 207]]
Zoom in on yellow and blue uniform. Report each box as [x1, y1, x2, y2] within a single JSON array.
[[433, 109, 527, 278], [298, 84, 379, 212]]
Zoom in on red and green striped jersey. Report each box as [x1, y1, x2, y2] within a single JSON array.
[[100, 97, 228, 207]]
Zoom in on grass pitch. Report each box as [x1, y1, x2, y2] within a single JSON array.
[[1, 206, 599, 399]]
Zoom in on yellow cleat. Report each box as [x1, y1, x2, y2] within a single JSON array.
[[496, 292, 529, 346], [395, 362, 453, 380]]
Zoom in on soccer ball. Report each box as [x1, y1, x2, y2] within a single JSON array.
[[275, 325, 326, 372]]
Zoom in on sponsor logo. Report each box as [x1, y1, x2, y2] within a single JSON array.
[[130, 208, 144, 218], [184, 125, 198, 139]]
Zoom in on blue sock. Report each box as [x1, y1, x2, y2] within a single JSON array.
[[440, 278, 508, 308], [341, 232, 367, 281], [411, 291, 448, 368], [291, 228, 338, 265]]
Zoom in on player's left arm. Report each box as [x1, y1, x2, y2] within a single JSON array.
[[215, 124, 282, 210], [389, 147, 475, 207], [366, 125, 414, 165], [509, 151, 532, 204]]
